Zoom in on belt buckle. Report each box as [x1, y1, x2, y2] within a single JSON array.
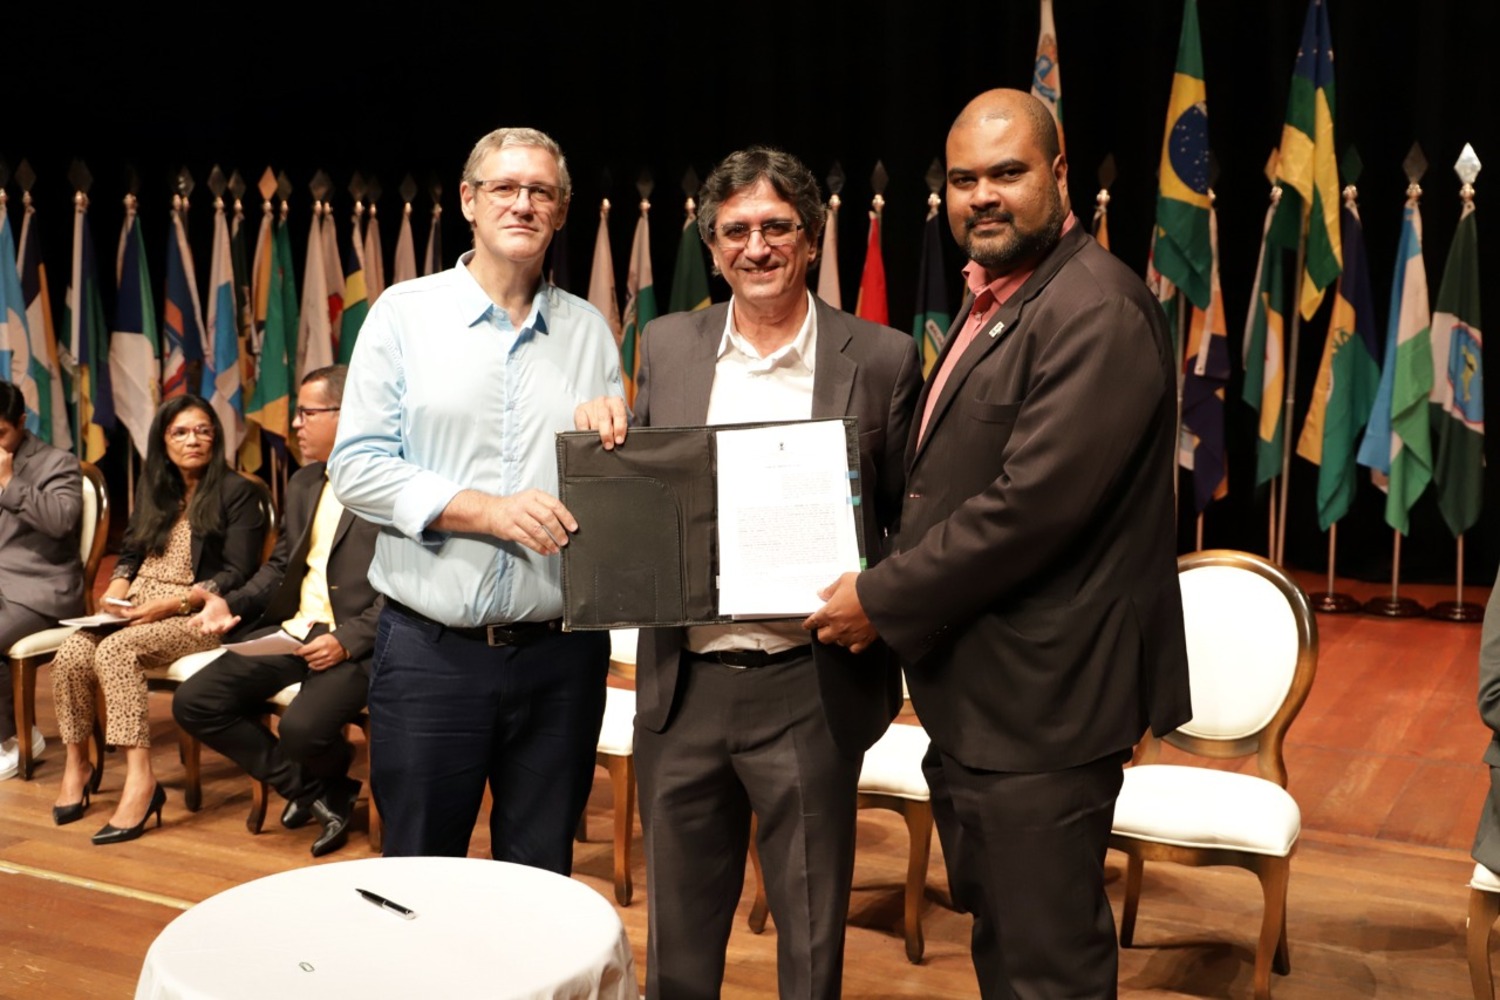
[[484, 625, 519, 647]]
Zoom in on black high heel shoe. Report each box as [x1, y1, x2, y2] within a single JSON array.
[[92, 783, 166, 846], [52, 768, 94, 826]]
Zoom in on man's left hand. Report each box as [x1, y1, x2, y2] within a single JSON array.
[[804, 572, 879, 654], [574, 396, 629, 450], [295, 633, 349, 671]]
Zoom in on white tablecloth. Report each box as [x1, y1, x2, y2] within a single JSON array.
[[135, 857, 637, 1000]]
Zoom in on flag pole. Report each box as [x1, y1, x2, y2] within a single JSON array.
[[1429, 535, 1483, 621], [1428, 156, 1484, 623], [1305, 178, 1363, 613], [1363, 530, 1425, 617], [1274, 233, 1307, 565], [1312, 522, 1360, 612]]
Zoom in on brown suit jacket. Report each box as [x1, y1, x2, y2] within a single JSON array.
[[632, 296, 922, 754], [857, 222, 1192, 773]]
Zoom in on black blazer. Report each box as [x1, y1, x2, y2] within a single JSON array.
[[632, 297, 922, 754], [858, 223, 1192, 773], [115, 473, 266, 597], [225, 462, 382, 661]]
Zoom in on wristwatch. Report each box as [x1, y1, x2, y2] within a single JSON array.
[[179, 595, 193, 617]]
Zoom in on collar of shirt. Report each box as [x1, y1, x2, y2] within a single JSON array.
[[961, 212, 1079, 317], [716, 290, 818, 376], [455, 249, 553, 336]]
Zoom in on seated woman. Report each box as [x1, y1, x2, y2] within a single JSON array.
[[51, 396, 265, 845]]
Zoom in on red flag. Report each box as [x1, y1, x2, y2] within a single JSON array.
[[854, 211, 887, 324]]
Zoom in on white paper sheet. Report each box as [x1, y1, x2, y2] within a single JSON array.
[[714, 420, 862, 617], [223, 629, 304, 657], [59, 612, 131, 628]]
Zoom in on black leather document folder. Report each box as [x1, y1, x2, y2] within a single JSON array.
[[556, 418, 863, 630]]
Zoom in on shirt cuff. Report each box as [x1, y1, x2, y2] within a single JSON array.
[[392, 469, 464, 545]]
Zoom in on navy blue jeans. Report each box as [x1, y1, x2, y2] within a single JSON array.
[[368, 604, 608, 871]]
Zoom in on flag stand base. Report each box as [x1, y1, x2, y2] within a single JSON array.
[[1362, 596, 1426, 618], [1427, 601, 1484, 623], [1311, 592, 1361, 614]]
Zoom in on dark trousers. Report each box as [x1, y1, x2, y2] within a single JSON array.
[[172, 638, 369, 804], [925, 744, 1127, 1000], [0, 600, 54, 743], [368, 604, 609, 871], [636, 652, 861, 1000]]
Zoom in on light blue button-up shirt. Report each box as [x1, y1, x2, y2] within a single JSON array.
[[328, 252, 623, 626]]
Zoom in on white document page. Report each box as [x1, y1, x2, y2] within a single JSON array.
[[223, 629, 304, 657], [714, 420, 862, 617], [59, 612, 130, 628]]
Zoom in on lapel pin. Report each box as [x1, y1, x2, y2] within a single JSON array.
[[990, 321, 1005, 338]]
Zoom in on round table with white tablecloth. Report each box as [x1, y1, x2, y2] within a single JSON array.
[[134, 856, 637, 1000]]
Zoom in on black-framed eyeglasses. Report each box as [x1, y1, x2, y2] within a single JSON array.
[[472, 179, 561, 207], [713, 220, 804, 249], [295, 406, 341, 421]]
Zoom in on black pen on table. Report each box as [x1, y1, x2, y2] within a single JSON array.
[[356, 887, 418, 920]]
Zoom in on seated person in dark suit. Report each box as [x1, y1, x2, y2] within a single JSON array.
[[173, 366, 381, 856], [0, 381, 85, 780]]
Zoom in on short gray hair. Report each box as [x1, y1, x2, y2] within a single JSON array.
[[461, 127, 572, 203]]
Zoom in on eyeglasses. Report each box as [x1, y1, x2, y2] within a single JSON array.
[[295, 406, 341, 421], [472, 179, 561, 207], [167, 425, 215, 443], [713, 220, 804, 249]]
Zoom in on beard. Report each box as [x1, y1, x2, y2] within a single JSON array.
[[962, 195, 1067, 274]]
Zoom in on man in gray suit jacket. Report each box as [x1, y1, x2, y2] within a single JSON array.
[[0, 381, 84, 780], [1473, 571, 1500, 872], [577, 147, 921, 999], [173, 366, 380, 856]]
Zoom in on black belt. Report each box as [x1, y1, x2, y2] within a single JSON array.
[[389, 600, 561, 648], [683, 645, 812, 669]]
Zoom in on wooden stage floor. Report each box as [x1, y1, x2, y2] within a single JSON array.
[[1, 571, 1493, 998]]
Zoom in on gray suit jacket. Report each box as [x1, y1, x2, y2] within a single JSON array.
[[632, 296, 922, 754], [1472, 569, 1500, 870], [0, 431, 84, 619], [857, 222, 1192, 773]]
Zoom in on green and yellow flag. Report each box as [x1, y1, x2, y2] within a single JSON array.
[[1152, 0, 1211, 311], [1272, 0, 1342, 320]]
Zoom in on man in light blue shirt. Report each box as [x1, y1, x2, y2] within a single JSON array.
[[328, 126, 623, 868]]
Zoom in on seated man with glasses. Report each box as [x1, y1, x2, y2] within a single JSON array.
[[328, 127, 622, 868], [575, 146, 921, 999], [174, 365, 381, 857]]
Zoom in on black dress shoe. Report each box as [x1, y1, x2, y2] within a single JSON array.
[[281, 797, 315, 830], [92, 783, 166, 846], [53, 768, 94, 826], [309, 778, 361, 858]]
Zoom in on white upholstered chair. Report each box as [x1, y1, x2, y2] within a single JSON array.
[[1110, 548, 1317, 1000], [7, 460, 109, 783], [1469, 862, 1500, 999]]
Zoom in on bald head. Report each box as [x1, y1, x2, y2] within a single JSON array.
[[944, 88, 1069, 275], [950, 89, 1062, 163]]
